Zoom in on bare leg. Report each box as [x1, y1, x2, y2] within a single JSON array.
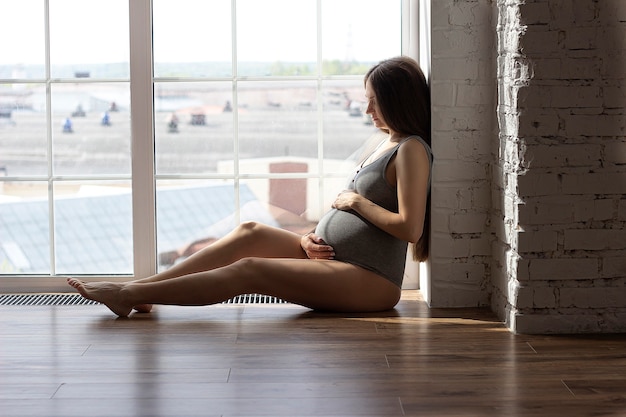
[[67, 257, 401, 318], [129, 221, 307, 312], [134, 221, 307, 284]]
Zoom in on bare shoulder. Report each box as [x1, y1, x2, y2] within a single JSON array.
[[397, 137, 430, 165]]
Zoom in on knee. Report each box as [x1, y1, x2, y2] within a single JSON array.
[[236, 221, 264, 237], [231, 256, 258, 270], [233, 221, 261, 242], [230, 257, 267, 289]]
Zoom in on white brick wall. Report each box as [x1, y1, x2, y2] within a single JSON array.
[[514, 0, 626, 333], [428, 0, 626, 333], [429, 0, 495, 308], [503, 0, 626, 333]]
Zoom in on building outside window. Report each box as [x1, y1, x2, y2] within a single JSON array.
[[0, 0, 414, 290]]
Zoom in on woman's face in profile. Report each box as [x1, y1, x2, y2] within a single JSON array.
[[364, 80, 388, 131]]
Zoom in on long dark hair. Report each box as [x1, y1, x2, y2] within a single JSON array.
[[365, 56, 432, 262]]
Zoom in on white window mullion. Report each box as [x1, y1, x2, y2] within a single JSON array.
[[231, 0, 241, 225], [403, 0, 430, 79], [43, 0, 56, 276], [418, 0, 431, 78], [402, 0, 429, 291], [316, 0, 325, 219], [129, 0, 157, 279]]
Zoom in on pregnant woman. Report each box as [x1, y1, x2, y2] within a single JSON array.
[[67, 56, 433, 317]]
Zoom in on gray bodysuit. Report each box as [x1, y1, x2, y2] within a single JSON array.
[[315, 136, 433, 287]]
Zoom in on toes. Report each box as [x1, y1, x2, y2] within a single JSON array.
[[66, 278, 78, 288], [66, 278, 83, 289]]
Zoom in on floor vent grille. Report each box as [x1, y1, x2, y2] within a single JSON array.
[[0, 293, 98, 306], [223, 294, 288, 305], [0, 293, 288, 306]]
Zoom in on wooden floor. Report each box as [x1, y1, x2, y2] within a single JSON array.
[[1, 291, 625, 417]]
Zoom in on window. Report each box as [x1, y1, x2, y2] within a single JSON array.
[[0, 0, 413, 290], [0, 0, 132, 280]]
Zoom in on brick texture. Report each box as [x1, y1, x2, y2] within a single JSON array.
[[429, 0, 626, 333], [511, 0, 626, 333], [429, 0, 495, 308]]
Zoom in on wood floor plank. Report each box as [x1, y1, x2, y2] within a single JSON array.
[[1, 397, 404, 417], [400, 397, 626, 417], [563, 378, 626, 400], [0, 384, 60, 400], [2, 292, 626, 417], [0, 369, 231, 385]]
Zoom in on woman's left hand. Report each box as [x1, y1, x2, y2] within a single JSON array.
[[332, 190, 360, 211]]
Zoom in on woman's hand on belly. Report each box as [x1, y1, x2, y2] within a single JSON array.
[[300, 233, 335, 260], [332, 190, 360, 211]]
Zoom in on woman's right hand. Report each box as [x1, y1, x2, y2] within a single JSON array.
[[300, 233, 335, 260]]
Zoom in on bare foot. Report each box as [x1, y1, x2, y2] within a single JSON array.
[[133, 304, 153, 313], [67, 278, 133, 317]]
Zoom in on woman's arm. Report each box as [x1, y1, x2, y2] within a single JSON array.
[[332, 139, 430, 243]]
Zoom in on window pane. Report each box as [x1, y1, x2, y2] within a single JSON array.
[[156, 180, 238, 271], [243, 178, 318, 233], [237, 80, 318, 174], [321, 0, 401, 75], [237, 0, 317, 76], [153, 0, 232, 78], [52, 83, 131, 176], [0, 83, 48, 177], [155, 178, 319, 271], [322, 79, 378, 173], [155, 81, 234, 175], [53, 181, 133, 275], [49, 0, 129, 79], [0, 1, 46, 79], [0, 182, 50, 275]]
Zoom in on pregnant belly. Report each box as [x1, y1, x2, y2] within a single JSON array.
[[315, 209, 408, 286], [315, 209, 387, 261]]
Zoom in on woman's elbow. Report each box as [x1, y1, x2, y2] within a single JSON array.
[[406, 225, 424, 244]]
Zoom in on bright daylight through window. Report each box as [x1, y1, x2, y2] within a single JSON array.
[[0, 0, 403, 283]]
